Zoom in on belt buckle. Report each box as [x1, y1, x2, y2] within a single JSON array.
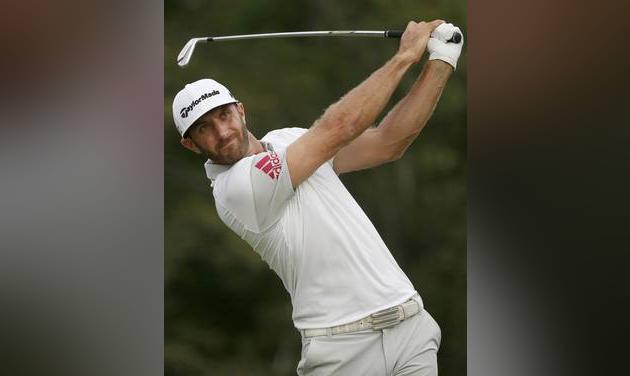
[[370, 306, 401, 330]]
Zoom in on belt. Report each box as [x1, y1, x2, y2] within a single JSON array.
[[300, 297, 421, 338]]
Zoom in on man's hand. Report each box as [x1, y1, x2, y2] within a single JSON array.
[[396, 20, 445, 64], [427, 23, 464, 70]]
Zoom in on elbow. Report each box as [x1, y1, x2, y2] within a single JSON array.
[[387, 148, 405, 163], [384, 134, 416, 163], [318, 107, 362, 145]]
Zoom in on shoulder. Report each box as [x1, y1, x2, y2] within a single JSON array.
[[262, 127, 308, 145], [212, 150, 295, 233], [212, 149, 288, 203], [211, 156, 255, 203]]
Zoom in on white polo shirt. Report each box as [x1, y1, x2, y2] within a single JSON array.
[[205, 127, 419, 329]]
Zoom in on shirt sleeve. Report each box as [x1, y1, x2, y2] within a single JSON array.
[[272, 127, 335, 167], [213, 149, 295, 233]]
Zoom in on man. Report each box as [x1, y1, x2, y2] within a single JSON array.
[[172, 20, 463, 376]]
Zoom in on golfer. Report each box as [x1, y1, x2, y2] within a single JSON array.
[[172, 20, 463, 376]]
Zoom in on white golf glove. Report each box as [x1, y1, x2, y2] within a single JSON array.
[[427, 23, 464, 70]]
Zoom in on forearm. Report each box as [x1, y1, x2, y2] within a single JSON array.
[[315, 54, 414, 147], [288, 20, 445, 183], [377, 60, 452, 156]]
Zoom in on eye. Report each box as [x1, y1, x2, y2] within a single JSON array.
[[220, 109, 230, 120]]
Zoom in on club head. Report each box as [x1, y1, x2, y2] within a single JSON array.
[[177, 38, 206, 67]]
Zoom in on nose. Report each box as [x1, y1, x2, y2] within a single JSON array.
[[214, 122, 231, 141]]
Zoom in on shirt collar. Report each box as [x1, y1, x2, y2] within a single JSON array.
[[203, 140, 275, 185], [204, 160, 230, 184]]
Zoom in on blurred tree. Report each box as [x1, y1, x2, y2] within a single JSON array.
[[166, 1, 466, 375]]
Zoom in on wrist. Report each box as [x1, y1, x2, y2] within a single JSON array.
[[426, 59, 454, 76], [428, 53, 458, 70], [392, 52, 416, 69], [417, 59, 453, 87]]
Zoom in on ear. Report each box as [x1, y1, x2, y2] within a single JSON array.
[[180, 137, 201, 154], [236, 102, 246, 123]]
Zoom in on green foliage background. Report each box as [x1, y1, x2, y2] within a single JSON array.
[[166, 1, 466, 375]]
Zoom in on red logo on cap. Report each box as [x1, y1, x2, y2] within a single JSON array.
[[254, 152, 282, 180]]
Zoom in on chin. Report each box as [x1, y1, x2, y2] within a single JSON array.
[[223, 155, 242, 165], [220, 147, 246, 165], [212, 138, 248, 164]]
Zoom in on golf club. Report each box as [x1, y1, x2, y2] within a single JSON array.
[[177, 30, 463, 67]]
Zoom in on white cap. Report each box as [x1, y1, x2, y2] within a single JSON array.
[[172, 78, 238, 137]]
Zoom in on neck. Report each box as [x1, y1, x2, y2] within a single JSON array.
[[246, 132, 264, 157]]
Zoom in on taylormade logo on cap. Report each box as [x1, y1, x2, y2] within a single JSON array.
[[180, 90, 220, 118], [172, 79, 238, 137]]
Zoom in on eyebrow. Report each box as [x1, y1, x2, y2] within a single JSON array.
[[191, 120, 208, 130], [190, 104, 235, 130]]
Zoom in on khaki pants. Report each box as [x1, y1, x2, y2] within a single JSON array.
[[296, 309, 442, 375]]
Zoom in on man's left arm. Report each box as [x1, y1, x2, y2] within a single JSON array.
[[333, 23, 463, 174]]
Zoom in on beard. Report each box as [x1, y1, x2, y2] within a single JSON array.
[[193, 119, 250, 164]]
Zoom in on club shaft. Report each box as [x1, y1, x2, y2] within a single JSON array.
[[206, 30, 401, 42], [178, 29, 460, 66]]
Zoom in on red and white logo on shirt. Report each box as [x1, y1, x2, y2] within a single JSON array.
[[255, 151, 282, 180]]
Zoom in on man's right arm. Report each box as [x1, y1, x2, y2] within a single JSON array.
[[286, 20, 444, 188]]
